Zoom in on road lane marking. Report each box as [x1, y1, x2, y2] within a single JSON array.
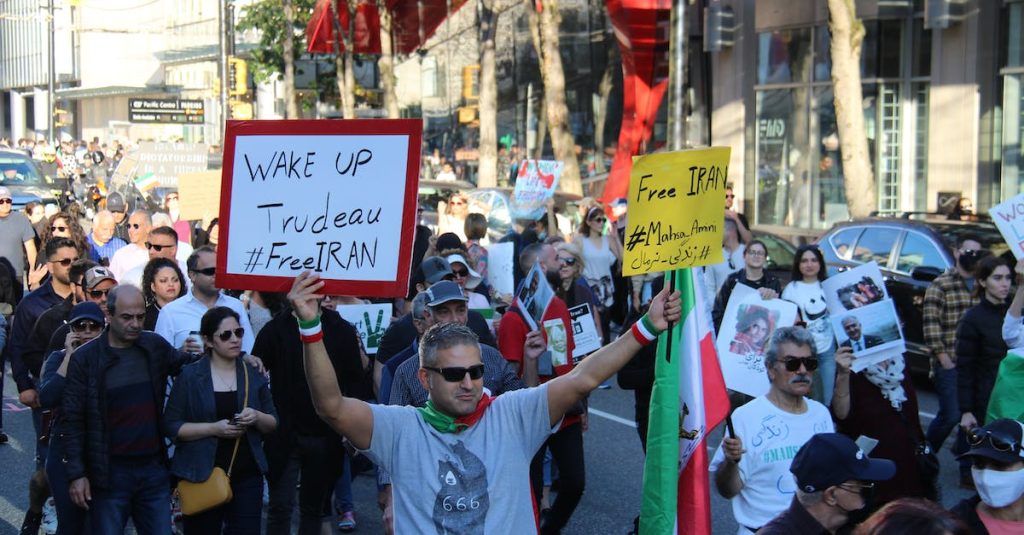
[[589, 408, 637, 428]]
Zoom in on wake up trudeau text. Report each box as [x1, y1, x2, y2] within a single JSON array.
[[239, 148, 385, 274]]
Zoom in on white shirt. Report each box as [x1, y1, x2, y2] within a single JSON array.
[[108, 243, 149, 282], [705, 244, 745, 301], [1002, 312, 1024, 350], [781, 281, 835, 353], [154, 289, 255, 353], [710, 395, 834, 531]]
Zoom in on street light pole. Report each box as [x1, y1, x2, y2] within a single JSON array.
[[47, 0, 55, 143], [668, 0, 687, 151]]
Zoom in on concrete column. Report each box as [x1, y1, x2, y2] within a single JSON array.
[[0, 91, 7, 139], [33, 87, 49, 141], [9, 90, 26, 141]]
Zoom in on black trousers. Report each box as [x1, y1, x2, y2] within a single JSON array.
[[265, 435, 341, 535], [530, 423, 585, 534]]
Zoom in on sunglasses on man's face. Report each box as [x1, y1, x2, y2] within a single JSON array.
[[146, 242, 174, 252], [967, 428, 1021, 454], [88, 288, 111, 300], [50, 225, 67, 233], [424, 364, 485, 382], [193, 267, 216, 277], [216, 327, 245, 342], [0, 199, 13, 205], [71, 320, 103, 333], [49, 256, 79, 267], [779, 356, 819, 372]]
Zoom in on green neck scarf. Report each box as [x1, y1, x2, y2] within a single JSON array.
[[418, 401, 467, 434]]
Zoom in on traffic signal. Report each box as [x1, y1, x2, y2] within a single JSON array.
[[228, 99, 253, 120], [462, 65, 480, 101], [228, 57, 248, 97]]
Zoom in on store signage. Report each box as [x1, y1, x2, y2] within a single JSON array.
[[128, 98, 206, 124]]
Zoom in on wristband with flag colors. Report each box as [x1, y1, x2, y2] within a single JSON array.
[[298, 315, 323, 344], [630, 314, 661, 345]]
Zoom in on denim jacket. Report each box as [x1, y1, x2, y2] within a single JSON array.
[[163, 356, 277, 482]]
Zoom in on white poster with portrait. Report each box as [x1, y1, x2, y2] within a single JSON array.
[[715, 287, 799, 397], [821, 262, 906, 370]]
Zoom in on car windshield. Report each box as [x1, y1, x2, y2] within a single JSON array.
[[0, 153, 48, 186], [931, 222, 1011, 260]]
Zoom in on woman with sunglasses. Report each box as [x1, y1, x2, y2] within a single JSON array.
[[554, 243, 603, 343], [833, 339, 933, 505], [38, 302, 106, 535], [164, 307, 277, 534], [443, 250, 491, 310], [956, 256, 1013, 434], [438, 192, 471, 242], [573, 206, 622, 343], [781, 244, 838, 405], [141, 257, 187, 331]]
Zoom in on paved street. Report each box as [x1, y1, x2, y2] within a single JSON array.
[[0, 374, 973, 535]]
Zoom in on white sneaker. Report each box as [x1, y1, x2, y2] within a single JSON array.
[[41, 498, 57, 535]]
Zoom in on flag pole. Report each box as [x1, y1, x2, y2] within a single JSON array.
[[663, 270, 677, 362]]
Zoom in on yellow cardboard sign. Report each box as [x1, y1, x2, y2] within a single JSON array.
[[622, 147, 730, 275]]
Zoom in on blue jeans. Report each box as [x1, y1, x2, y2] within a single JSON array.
[[811, 347, 837, 407], [46, 440, 90, 535], [926, 364, 960, 453], [333, 453, 353, 513], [90, 458, 171, 535], [182, 474, 263, 535]]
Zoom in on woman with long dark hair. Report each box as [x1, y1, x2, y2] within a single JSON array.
[[141, 257, 187, 330], [164, 307, 277, 534], [782, 244, 837, 405], [573, 206, 621, 343]]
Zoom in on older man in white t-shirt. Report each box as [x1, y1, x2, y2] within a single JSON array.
[[710, 326, 835, 534]]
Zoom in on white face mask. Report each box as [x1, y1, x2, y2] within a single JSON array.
[[972, 466, 1024, 508]]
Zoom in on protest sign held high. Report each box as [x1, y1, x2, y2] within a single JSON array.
[[510, 159, 563, 220], [990, 192, 1024, 259], [622, 147, 731, 276], [216, 119, 422, 297]]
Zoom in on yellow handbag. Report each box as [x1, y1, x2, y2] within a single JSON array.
[[176, 366, 249, 516]]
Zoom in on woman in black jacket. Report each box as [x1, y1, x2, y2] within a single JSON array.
[[711, 240, 781, 332], [956, 255, 1013, 431]]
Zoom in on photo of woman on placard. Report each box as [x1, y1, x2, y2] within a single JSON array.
[[729, 304, 776, 357]]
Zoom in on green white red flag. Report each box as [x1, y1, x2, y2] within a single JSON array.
[[639, 268, 730, 534]]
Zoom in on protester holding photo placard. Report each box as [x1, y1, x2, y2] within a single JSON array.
[[554, 242, 603, 345], [712, 240, 781, 332], [574, 206, 622, 344]]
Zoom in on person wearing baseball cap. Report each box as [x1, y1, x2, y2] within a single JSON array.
[[951, 418, 1024, 533], [105, 192, 130, 242], [758, 433, 896, 534]]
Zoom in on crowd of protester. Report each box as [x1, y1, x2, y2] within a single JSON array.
[[0, 133, 1020, 535]]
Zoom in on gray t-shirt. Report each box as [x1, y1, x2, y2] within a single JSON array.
[[0, 211, 35, 276], [364, 385, 554, 534]]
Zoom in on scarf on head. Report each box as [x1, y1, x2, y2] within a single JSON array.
[[862, 356, 907, 410], [417, 394, 494, 434]]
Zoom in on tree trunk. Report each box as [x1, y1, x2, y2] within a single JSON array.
[[282, 0, 298, 119], [594, 38, 617, 174], [528, 1, 582, 195], [329, 0, 356, 118], [828, 0, 876, 217], [378, 3, 399, 118], [477, 0, 499, 187]]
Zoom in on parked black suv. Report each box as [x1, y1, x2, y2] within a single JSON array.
[[817, 214, 1011, 375], [0, 148, 61, 210]]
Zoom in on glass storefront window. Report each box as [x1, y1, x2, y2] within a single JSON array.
[[1009, 3, 1023, 68], [755, 88, 811, 226], [1004, 74, 1024, 194], [757, 29, 813, 85]]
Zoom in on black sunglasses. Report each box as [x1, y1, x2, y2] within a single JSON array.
[[780, 356, 819, 372], [194, 267, 216, 276], [559, 257, 577, 266], [968, 428, 1020, 453], [423, 364, 485, 382], [216, 327, 245, 342], [129, 223, 144, 229], [591, 217, 607, 223], [0, 199, 12, 205], [71, 320, 103, 332], [50, 256, 79, 267], [88, 288, 111, 299], [145, 242, 173, 252], [451, 268, 469, 278], [50, 225, 67, 233]]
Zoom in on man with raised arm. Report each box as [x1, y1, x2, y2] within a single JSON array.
[[287, 271, 680, 532]]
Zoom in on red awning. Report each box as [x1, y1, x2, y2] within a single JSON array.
[[306, 0, 468, 55]]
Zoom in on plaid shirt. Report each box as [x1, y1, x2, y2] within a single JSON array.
[[922, 269, 977, 362]]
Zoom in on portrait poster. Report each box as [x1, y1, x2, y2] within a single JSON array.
[[512, 262, 554, 332], [715, 287, 798, 397], [822, 262, 906, 369]]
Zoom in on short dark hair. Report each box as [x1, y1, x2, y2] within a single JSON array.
[[149, 225, 178, 242], [419, 322, 480, 368], [853, 498, 970, 535], [464, 213, 488, 241], [519, 242, 545, 274], [200, 306, 240, 341], [44, 237, 78, 260], [70, 259, 98, 287], [790, 244, 826, 282], [745, 239, 768, 256], [187, 245, 217, 272]]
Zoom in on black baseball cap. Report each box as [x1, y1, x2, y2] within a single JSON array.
[[957, 419, 1024, 465], [419, 256, 453, 284], [69, 302, 104, 325], [790, 433, 896, 493]]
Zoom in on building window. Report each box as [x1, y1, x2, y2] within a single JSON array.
[[1002, 3, 1024, 195], [753, 17, 930, 229]]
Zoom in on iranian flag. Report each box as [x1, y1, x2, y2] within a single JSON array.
[[639, 268, 729, 534]]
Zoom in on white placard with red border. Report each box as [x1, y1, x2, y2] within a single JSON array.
[[216, 119, 422, 297]]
